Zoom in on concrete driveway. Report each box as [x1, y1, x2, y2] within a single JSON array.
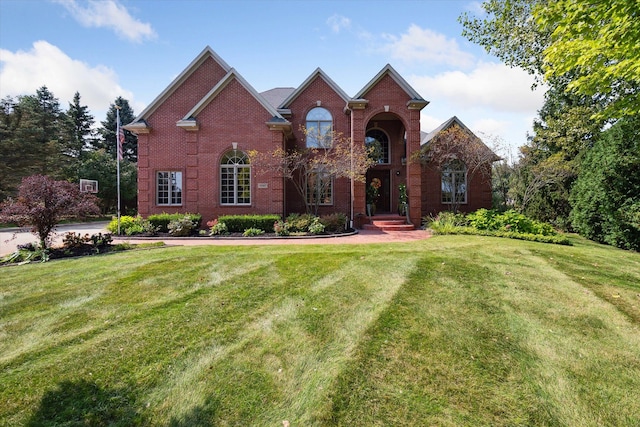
[[1, 222, 430, 257], [0, 222, 110, 256]]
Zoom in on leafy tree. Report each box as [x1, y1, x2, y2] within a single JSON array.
[[418, 124, 499, 213], [462, 0, 639, 120], [570, 116, 640, 250], [0, 175, 100, 249], [77, 150, 137, 214], [98, 97, 137, 162], [250, 128, 376, 215], [537, 0, 640, 119], [460, 0, 548, 77]]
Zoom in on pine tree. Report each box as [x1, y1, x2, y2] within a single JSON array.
[[62, 92, 96, 180], [98, 97, 137, 162]]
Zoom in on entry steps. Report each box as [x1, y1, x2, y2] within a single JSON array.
[[362, 214, 415, 231]]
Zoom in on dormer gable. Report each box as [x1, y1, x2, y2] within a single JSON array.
[[278, 68, 350, 114], [176, 68, 290, 132], [354, 64, 429, 110], [127, 46, 231, 129]]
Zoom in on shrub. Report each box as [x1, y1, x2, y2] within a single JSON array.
[[285, 213, 316, 233], [208, 219, 229, 236], [168, 215, 199, 236], [148, 213, 202, 233], [63, 232, 90, 249], [308, 217, 325, 234], [274, 220, 290, 236], [218, 215, 280, 233], [107, 215, 156, 236], [243, 227, 265, 237], [320, 213, 348, 233], [63, 232, 114, 250], [467, 209, 556, 236], [424, 211, 468, 231]]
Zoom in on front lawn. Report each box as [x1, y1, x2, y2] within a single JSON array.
[[1, 235, 639, 425]]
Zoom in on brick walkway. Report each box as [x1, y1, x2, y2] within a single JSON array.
[[112, 229, 431, 248]]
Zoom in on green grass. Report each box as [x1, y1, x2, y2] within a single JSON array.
[[1, 235, 639, 426]]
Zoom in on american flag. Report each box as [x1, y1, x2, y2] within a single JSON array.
[[116, 108, 125, 161]]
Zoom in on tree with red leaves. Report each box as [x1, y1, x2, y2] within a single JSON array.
[[0, 175, 100, 249]]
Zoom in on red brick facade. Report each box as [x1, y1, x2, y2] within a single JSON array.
[[126, 46, 495, 227]]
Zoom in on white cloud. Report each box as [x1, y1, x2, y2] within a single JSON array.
[[409, 61, 545, 113], [0, 41, 137, 120], [327, 14, 351, 33], [53, 0, 156, 43], [380, 24, 475, 68]]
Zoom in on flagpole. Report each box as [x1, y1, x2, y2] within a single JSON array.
[[116, 106, 122, 236]]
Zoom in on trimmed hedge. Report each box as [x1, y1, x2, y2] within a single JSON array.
[[217, 214, 280, 233], [148, 213, 202, 233]]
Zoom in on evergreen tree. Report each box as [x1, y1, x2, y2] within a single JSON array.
[[62, 92, 96, 181], [15, 86, 65, 178], [0, 96, 24, 200], [570, 116, 640, 250], [77, 149, 137, 214], [98, 97, 137, 162]]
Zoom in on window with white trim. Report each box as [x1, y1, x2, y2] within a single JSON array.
[[365, 129, 390, 164], [306, 169, 333, 206], [221, 150, 251, 205], [157, 171, 182, 206], [441, 160, 467, 204], [305, 107, 333, 148]]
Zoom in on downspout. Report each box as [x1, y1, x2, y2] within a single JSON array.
[[346, 104, 354, 229]]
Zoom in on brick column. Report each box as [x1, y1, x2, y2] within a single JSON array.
[[406, 106, 423, 227], [348, 100, 368, 224]]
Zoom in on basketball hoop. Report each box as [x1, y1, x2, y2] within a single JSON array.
[[79, 179, 99, 193]]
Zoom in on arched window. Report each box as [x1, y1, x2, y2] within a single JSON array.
[[305, 107, 332, 148], [365, 129, 390, 164], [220, 150, 251, 205], [441, 159, 467, 204]]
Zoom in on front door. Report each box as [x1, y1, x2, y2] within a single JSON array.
[[367, 170, 391, 213]]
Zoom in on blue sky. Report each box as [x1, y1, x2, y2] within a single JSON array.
[[0, 0, 545, 157]]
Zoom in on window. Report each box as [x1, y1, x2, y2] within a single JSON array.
[[305, 107, 332, 148], [157, 171, 182, 206], [221, 150, 251, 205], [306, 169, 333, 206], [365, 129, 390, 164], [441, 160, 467, 204]]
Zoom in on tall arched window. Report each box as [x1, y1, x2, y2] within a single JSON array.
[[441, 159, 467, 204], [220, 150, 251, 205], [365, 129, 390, 164], [305, 107, 332, 148]]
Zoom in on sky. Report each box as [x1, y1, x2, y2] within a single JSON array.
[[0, 0, 546, 159]]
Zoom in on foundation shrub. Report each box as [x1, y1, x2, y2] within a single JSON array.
[[218, 214, 280, 233]]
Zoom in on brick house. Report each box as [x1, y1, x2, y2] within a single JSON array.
[[125, 46, 496, 228]]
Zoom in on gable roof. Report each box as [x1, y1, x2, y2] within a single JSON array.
[[176, 68, 290, 130], [279, 68, 350, 110], [420, 116, 472, 145], [420, 116, 501, 161], [261, 87, 295, 109], [354, 64, 428, 106], [129, 46, 231, 123]]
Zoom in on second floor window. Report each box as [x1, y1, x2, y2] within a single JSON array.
[[306, 107, 332, 148]]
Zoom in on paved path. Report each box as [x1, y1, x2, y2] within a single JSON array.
[[1, 222, 430, 256], [0, 222, 112, 256]]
